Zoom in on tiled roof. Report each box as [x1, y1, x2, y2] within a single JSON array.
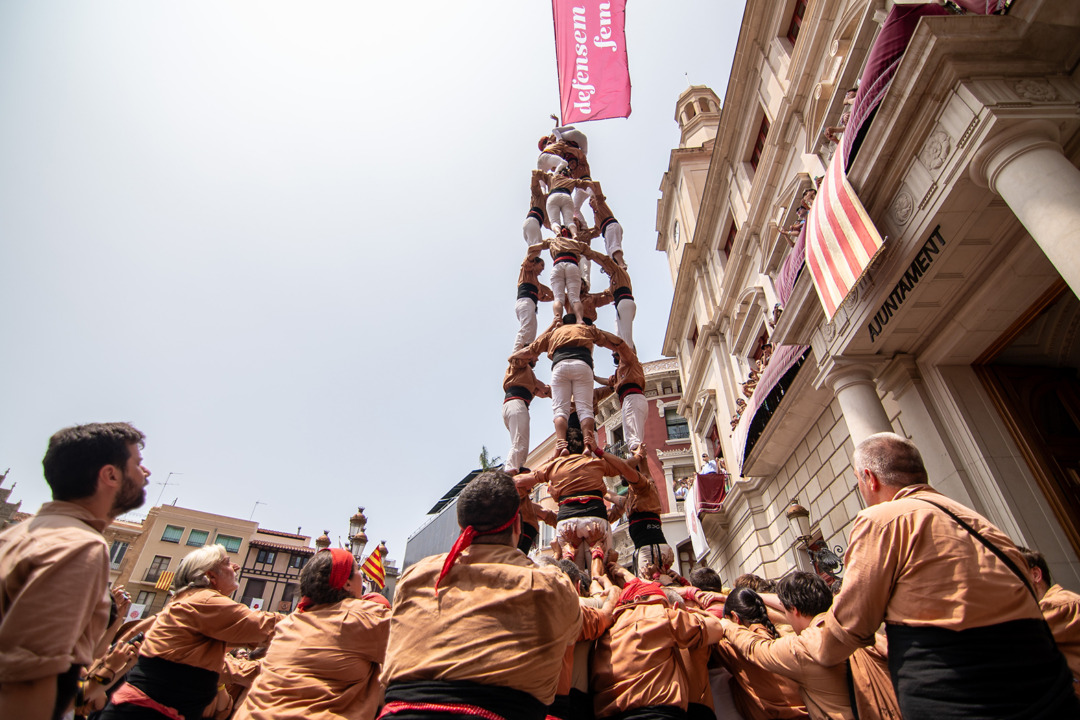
[[248, 539, 316, 554], [256, 528, 308, 540]]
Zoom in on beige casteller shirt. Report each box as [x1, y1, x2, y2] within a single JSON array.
[[0, 501, 110, 683], [382, 544, 582, 705], [235, 596, 390, 720], [803, 485, 1043, 667], [1041, 583, 1080, 697], [139, 588, 280, 673]]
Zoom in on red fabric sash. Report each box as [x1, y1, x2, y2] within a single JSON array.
[[435, 513, 518, 592], [110, 682, 184, 720], [379, 700, 506, 719], [297, 548, 355, 612]]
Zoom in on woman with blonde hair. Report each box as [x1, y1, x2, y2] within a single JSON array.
[[234, 547, 391, 720], [99, 544, 280, 720]]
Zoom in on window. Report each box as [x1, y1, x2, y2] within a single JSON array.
[[750, 115, 770, 172], [256, 549, 277, 565], [666, 408, 690, 440], [699, 98, 712, 114], [242, 579, 267, 607], [786, 0, 807, 46], [161, 525, 184, 543], [144, 555, 171, 583], [723, 223, 738, 258], [186, 529, 209, 547], [135, 591, 156, 606], [672, 220, 681, 247], [289, 554, 307, 570], [215, 534, 242, 553], [109, 541, 129, 569]]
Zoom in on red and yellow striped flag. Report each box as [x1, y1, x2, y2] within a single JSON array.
[[361, 550, 386, 589], [155, 570, 175, 591], [806, 135, 886, 319]]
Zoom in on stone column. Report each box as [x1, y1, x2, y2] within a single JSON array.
[[971, 120, 1080, 297], [827, 365, 893, 445]]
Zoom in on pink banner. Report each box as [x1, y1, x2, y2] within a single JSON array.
[[552, 0, 631, 124]]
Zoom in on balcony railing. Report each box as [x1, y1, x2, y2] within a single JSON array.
[[743, 348, 811, 459], [604, 440, 631, 459]]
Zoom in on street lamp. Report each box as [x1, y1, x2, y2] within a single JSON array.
[[348, 507, 369, 562], [784, 498, 844, 583]]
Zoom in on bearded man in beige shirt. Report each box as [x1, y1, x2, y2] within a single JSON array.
[[0, 422, 150, 720]]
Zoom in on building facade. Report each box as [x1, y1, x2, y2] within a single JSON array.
[[111, 505, 258, 615], [237, 528, 315, 612], [657, 0, 1080, 587]]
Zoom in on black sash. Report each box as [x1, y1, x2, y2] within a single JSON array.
[[101, 655, 218, 720], [548, 689, 594, 720], [527, 206, 544, 222], [614, 286, 634, 303], [517, 282, 539, 301], [685, 703, 713, 720], [383, 680, 546, 720], [550, 187, 572, 196], [617, 382, 643, 402], [552, 346, 593, 369], [517, 522, 539, 553], [628, 512, 666, 548], [557, 494, 607, 522], [504, 386, 533, 405], [610, 706, 688, 720], [886, 618, 1079, 719]]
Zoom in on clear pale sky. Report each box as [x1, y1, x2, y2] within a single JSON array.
[[0, 1, 744, 564]]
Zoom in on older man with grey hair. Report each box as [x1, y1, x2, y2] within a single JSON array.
[[798, 431, 1078, 718]]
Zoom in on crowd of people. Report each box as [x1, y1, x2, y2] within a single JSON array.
[[3, 422, 1080, 720]]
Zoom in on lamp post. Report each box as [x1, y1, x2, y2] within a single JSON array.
[[348, 507, 369, 563], [784, 498, 844, 583]]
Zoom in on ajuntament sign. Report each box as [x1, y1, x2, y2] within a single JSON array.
[[867, 226, 947, 343]]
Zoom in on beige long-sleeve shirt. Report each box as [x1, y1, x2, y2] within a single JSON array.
[[1041, 583, 1080, 696], [715, 623, 809, 720], [0, 501, 110, 682], [139, 588, 280, 673], [724, 616, 852, 720], [235, 596, 391, 720], [382, 544, 582, 705], [591, 596, 723, 717], [802, 485, 1043, 667]]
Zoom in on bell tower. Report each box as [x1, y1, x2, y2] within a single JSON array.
[[675, 85, 721, 149]]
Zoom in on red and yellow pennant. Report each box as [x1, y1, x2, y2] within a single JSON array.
[[361, 549, 386, 589]]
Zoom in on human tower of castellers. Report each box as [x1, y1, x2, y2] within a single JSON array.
[[501, 119, 680, 581]]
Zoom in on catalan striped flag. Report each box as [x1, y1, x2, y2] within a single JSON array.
[[361, 549, 386, 589], [805, 134, 886, 320], [155, 570, 175, 592]]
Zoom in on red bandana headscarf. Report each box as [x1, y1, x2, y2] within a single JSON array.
[[297, 548, 354, 612], [435, 512, 518, 592], [618, 578, 667, 606]]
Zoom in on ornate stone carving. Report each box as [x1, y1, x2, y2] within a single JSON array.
[[918, 128, 952, 171], [890, 189, 914, 226], [1014, 78, 1057, 102]]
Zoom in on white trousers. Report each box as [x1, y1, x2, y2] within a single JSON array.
[[551, 262, 582, 311], [622, 393, 648, 450], [501, 398, 530, 473], [546, 192, 576, 231], [603, 220, 623, 256], [556, 517, 612, 554], [616, 298, 636, 352], [523, 216, 542, 246], [551, 359, 594, 421], [513, 298, 538, 352]]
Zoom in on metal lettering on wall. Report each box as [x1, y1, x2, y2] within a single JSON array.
[[867, 226, 947, 343]]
